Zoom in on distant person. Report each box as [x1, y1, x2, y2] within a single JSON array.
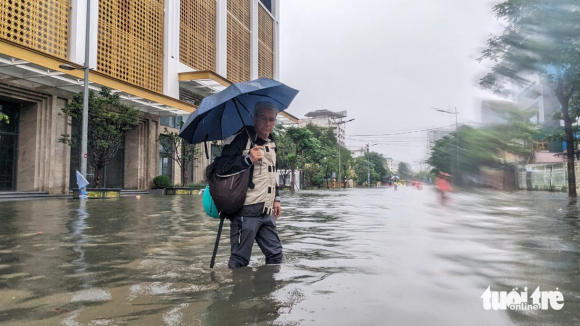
[[435, 172, 452, 198]]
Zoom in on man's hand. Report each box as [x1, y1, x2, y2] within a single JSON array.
[[249, 146, 264, 164], [273, 201, 281, 219]]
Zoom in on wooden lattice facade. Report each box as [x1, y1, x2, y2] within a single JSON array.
[[258, 5, 274, 79], [97, 0, 164, 93], [0, 0, 70, 59], [227, 0, 251, 83], [180, 0, 216, 72]]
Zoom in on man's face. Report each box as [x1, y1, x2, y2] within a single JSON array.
[[254, 108, 277, 139]]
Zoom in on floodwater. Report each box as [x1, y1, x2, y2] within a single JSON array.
[[0, 187, 579, 326]]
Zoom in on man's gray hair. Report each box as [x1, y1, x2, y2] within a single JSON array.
[[253, 101, 279, 116]]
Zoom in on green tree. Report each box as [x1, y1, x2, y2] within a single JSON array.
[[427, 120, 538, 181], [0, 105, 8, 124], [159, 126, 201, 186], [397, 162, 412, 181], [367, 152, 391, 182], [59, 87, 141, 188], [478, 0, 580, 197], [337, 145, 354, 188], [428, 126, 503, 178], [276, 126, 320, 193], [303, 123, 340, 186], [487, 102, 539, 161], [353, 156, 379, 186]]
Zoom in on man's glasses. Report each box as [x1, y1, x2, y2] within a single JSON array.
[[257, 115, 277, 124]]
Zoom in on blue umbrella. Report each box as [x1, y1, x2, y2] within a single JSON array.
[[179, 78, 299, 144]]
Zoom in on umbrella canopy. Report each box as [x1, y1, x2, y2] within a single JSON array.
[[179, 78, 299, 144]]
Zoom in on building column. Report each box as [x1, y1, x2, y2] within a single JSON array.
[[216, 0, 228, 76], [17, 95, 70, 194], [273, 0, 280, 80], [250, 0, 259, 80], [124, 116, 160, 190], [163, 0, 182, 97], [69, 0, 98, 68]]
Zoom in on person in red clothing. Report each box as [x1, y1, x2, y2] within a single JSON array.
[[435, 172, 452, 198]]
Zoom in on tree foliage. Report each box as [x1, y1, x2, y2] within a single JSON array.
[[397, 162, 412, 181], [352, 156, 379, 185], [59, 87, 141, 188], [478, 0, 580, 197], [159, 125, 201, 186], [427, 115, 539, 181], [0, 105, 8, 124], [275, 126, 320, 192]]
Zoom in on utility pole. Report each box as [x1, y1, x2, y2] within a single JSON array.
[[433, 107, 459, 178], [334, 118, 354, 188], [367, 144, 370, 187], [366, 143, 378, 187], [59, 0, 91, 181]]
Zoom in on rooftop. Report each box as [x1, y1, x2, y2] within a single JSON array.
[[304, 109, 347, 119]]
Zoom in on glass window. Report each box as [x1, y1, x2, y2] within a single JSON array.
[[160, 116, 184, 129], [260, 0, 272, 14], [159, 135, 172, 179]]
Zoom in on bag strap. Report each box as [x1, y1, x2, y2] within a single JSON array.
[[246, 136, 256, 189], [209, 215, 225, 268]]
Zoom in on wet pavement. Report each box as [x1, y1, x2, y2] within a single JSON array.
[[0, 187, 579, 325]]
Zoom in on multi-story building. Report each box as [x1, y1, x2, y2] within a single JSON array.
[[427, 129, 453, 153], [480, 100, 510, 125], [385, 157, 394, 172], [348, 146, 365, 158], [299, 109, 348, 146], [0, 0, 296, 193], [511, 73, 560, 127]]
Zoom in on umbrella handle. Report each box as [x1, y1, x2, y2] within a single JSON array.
[[204, 133, 210, 160]]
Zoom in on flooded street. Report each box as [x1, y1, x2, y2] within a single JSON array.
[[1, 187, 579, 326]]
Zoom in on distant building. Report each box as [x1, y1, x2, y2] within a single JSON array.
[[511, 73, 560, 127], [348, 146, 365, 158], [299, 109, 348, 146], [385, 157, 394, 172], [481, 100, 510, 125], [427, 129, 454, 151]]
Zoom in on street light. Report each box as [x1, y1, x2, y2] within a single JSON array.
[[334, 118, 354, 188], [432, 107, 459, 178], [367, 143, 378, 187], [59, 0, 91, 180]]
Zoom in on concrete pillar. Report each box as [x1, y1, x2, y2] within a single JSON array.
[[124, 116, 159, 190], [17, 96, 69, 194]]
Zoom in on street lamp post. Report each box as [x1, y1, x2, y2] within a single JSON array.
[[60, 0, 91, 179], [334, 118, 354, 189], [366, 143, 378, 187], [433, 107, 459, 178]]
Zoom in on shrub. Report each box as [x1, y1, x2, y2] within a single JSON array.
[[562, 186, 568, 192], [153, 175, 171, 189], [188, 182, 207, 188]]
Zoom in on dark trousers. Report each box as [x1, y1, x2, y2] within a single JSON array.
[[228, 213, 283, 268]]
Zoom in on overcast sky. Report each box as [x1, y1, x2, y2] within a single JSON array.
[[279, 0, 504, 169]]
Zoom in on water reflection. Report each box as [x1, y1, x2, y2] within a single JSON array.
[[70, 200, 93, 288], [0, 189, 578, 325], [205, 265, 282, 325]]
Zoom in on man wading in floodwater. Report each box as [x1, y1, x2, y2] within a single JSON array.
[[215, 101, 283, 268]]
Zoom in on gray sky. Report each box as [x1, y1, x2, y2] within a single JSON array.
[[279, 0, 504, 168]]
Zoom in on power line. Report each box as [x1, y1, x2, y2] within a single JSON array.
[[349, 123, 459, 137], [348, 119, 483, 137]]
